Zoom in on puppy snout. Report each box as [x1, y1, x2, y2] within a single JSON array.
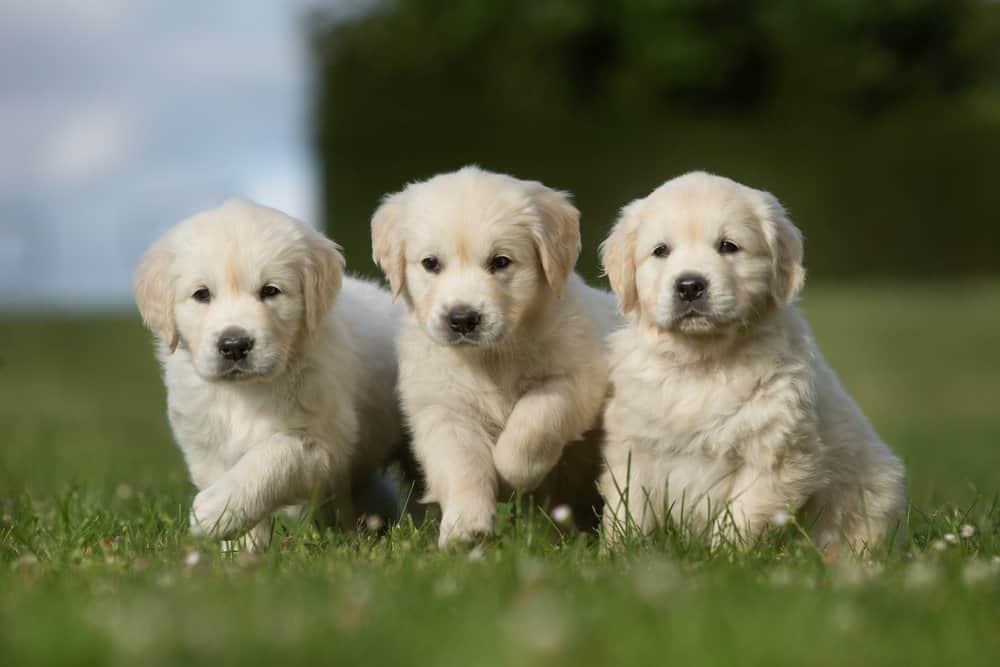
[[675, 273, 708, 302], [217, 328, 255, 361], [446, 306, 481, 334]]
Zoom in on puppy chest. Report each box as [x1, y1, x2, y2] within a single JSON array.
[[623, 370, 779, 455], [168, 387, 288, 469]]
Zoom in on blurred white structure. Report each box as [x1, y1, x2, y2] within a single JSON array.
[[0, 1, 351, 308]]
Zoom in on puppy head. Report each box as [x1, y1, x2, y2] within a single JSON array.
[[601, 171, 804, 336], [372, 166, 579, 347], [134, 200, 343, 381]]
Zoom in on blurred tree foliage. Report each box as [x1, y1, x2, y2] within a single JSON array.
[[311, 0, 1000, 279]]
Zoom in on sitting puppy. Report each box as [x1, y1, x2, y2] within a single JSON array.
[[599, 172, 905, 552], [134, 200, 404, 548], [372, 166, 619, 548]]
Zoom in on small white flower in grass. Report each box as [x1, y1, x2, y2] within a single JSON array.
[[904, 561, 939, 590], [115, 483, 133, 500], [962, 560, 995, 588], [468, 545, 486, 562], [771, 509, 791, 527], [943, 533, 958, 545], [960, 524, 976, 539], [931, 539, 947, 552], [632, 556, 680, 604], [551, 504, 572, 526], [11, 553, 38, 574], [364, 514, 385, 532], [433, 576, 459, 598], [503, 592, 573, 658], [184, 550, 200, 567]]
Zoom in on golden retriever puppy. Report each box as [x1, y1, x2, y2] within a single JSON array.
[[134, 200, 404, 548], [372, 166, 619, 548], [599, 172, 905, 553]]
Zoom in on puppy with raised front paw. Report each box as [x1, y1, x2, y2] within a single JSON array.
[[598, 172, 906, 553], [135, 200, 406, 549], [372, 166, 619, 548]]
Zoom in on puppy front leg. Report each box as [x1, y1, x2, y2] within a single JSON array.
[[411, 407, 497, 548], [493, 372, 605, 493], [716, 449, 819, 547], [599, 456, 663, 546], [190, 433, 333, 540]]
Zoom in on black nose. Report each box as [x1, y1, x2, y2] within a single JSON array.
[[447, 307, 481, 334], [675, 273, 708, 302], [217, 328, 255, 361]]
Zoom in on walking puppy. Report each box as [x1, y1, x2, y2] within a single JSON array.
[[372, 166, 619, 548], [599, 172, 905, 552], [135, 200, 404, 548]]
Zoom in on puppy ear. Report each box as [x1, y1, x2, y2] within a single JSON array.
[[756, 190, 806, 305], [302, 229, 345, 334], [133, 241, 179, 353], [600, 200, 641, 314], [527, 182, 580, 296], [371, 193, 406, 300]]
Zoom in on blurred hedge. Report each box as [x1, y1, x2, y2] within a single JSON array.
[[310, 0, 1000, 280]]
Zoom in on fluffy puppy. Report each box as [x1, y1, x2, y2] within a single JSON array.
[[599, 172, 905, 553], [372, 166, 619, 548], [135, 200, 404, 548]]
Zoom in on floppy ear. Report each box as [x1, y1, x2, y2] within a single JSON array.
[[371, 192, 406, 300], [526, 182, 580, 296], [599, 200, 641, 314], [133, 241, 179, 353], [756, 190, 805, 305], [301, 229, 345, 334]]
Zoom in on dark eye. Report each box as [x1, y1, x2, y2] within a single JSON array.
[[488, 255, 511, 273], [192, 287, 211, 303], [421, 256, 440, 273], [652, 244, 670, 258], [718, 240, 740, 255], [260, 284, 281, 300]]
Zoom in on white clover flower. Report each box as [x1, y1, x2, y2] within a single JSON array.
[[115, 483, 133, 500], [632, 556, 680, 604], [364, 514, 385, 532], [551, 504, 573, 525], [467, 545, 486, 562], [11, 553, 38, 573], [931, 539, 947, 552], [962, 560, 995, 588], [433, 576, 459, 598], [904, 561, 939, 590], [771, 509, 791, 527], [184, 550, 201, 567], [943, 533, 958, 545], [960, 524, 976, 539]]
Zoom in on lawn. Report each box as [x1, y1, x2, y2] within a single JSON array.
[[2, 281, 999, 666]]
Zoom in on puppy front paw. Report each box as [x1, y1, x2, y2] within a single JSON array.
[[492, 439, 556, 493], [438, 504, 495, 549], [190, 484, 250, 539]]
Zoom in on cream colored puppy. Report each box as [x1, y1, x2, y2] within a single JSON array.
[[372, 166, 619, 548], [135, 200, 404, 548], [599, 172, 905, 552]]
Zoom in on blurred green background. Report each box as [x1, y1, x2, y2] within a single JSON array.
[[311, 0, 1000, 280]]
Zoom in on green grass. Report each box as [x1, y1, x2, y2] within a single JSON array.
[[2, 281, 1000, 666]]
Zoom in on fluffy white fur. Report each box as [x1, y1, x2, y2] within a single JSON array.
[[372, 166, 620, 548], [134, 200, 404, 548], [599, 172, 906, 553]]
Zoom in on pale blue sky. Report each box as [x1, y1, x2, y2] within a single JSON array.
[[0, 0, 358, 308]]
